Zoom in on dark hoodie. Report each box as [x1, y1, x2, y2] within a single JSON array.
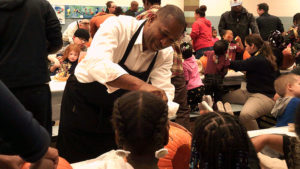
[[218, 7, 259, 43], [0, 0, 62, 88]]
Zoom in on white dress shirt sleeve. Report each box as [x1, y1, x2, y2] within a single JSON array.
[[149, 47, 179, 117], [62, 21, 76, 43], [75, 16, 128, 93]]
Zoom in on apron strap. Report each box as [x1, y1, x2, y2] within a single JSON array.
[[145, 51, 158, 75], [77, 21, 80, 29], [119, 20, 147, 65]]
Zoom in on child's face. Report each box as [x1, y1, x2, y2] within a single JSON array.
[[212, 30, 218, 38], [223, 30, 233, 42], [290, 76, 300, 97], [68, 51, 79, 62]]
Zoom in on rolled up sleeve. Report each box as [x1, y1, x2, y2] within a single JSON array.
[[75, 17, 129, 93]]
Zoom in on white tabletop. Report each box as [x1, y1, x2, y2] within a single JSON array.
[[248, 126, 297, 138], [49, 80, 66, 92], [49, 76, 66, 92]]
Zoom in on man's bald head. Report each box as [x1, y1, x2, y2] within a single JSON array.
[[156, 5, 186, 31]]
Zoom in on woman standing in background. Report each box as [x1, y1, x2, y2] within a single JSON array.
[[190, 5, 214, 59]]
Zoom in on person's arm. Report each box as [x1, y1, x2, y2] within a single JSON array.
[[229, 56, 257, 71], [0, 155, 24, 169], [251, 134, 284, 154], [44, 1, 62, 54], [218, 13, 227, 38], [89, 17, 98, 38], [183, 63, 190, 82], [235, 36, 244, 51], [0, 81, 50, 163], [48, 55, 61, 72], [248, 13, 260, 34], [107, 74, 167, 102]]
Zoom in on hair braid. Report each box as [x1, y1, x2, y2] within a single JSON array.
[[112, 91, 169, 155], [152, 104, 169, 149], [190, 112, 254, 169], [112, 99, 126, 148]]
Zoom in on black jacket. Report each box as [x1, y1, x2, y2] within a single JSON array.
[[0, 81, 50, 162], [0, 0, 62, 88], [230, 52, 279, 98], [218, 7, 259, 43], [256, 13, 284, 41]]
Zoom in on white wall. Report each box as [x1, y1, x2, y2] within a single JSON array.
[[243, 0, 300, 17], [199, 0, 299, 17], [47, 0, 184, 10]]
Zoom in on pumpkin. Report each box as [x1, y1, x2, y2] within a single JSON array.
[[199, 56, 207, 72], [21, 157, 72, 169], [158, 122, 192, 169]]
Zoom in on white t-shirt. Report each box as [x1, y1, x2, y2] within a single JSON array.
[[71, 150, 134, 169]]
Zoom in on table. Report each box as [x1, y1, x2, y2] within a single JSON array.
[[49, 79, 66, 121], [248, 126, 296, 138], [223, 70, 245, 86]]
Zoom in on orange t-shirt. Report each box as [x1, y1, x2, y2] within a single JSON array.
[[90, 13, 114, 38]]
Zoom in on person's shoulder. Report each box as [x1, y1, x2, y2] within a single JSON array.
[[221, 11, 231, 17], [291, 97, 300, 103]]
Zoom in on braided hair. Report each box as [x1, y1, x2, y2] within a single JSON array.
[[112, 91, 169, 155], [190, 112, 255, 169]]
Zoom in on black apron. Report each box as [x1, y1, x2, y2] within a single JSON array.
[[57, 21, 158, 163]]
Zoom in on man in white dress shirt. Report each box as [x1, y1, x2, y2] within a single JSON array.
[[57, 5, 186, 163]]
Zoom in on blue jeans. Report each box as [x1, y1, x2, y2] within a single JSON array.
[[195, 47, 213, 59]]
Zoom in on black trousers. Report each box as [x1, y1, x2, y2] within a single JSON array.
[[203, 74, 224, 103], [9, 84, 52, 135], [172, 75, 191, 130], [187, 86, 205, 112]]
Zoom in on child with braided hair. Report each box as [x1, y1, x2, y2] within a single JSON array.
[[190, 112, 260, 169], [73, 91, 169, 169]]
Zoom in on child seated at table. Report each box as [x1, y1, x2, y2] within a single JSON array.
[[203, 40, 230, 102], [222, 29, 244, 61], [181, 42, 205, 112], [190, 112, 260, 169], [271, 73, 300, 127], [251, 103, 300, 169], [50, 44, 81, 81]]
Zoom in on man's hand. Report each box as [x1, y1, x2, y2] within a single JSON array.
[[43, 148, 59, 169], [31, 147, 59, 169], [138, 83, 168, 103], [0, 155, 24, 169]]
